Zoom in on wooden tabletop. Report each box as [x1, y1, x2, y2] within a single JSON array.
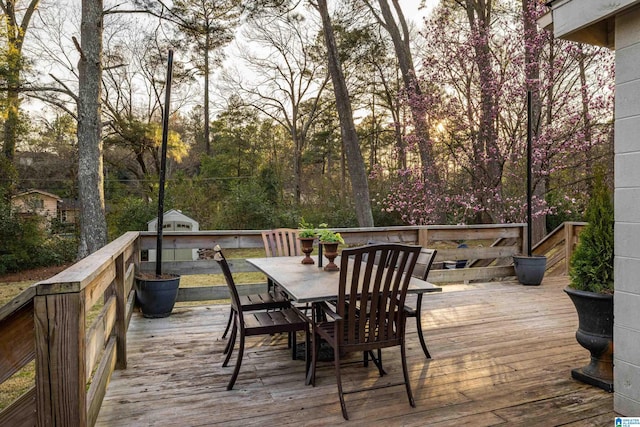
[[247, 256, 442, 304]]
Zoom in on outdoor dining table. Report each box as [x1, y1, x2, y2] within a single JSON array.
[[246, 255, 442, 381], [246, 256, 442, 304]]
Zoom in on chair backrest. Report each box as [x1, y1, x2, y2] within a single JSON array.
[[337, 243, 421, 348], [261, 228, 302, 257], [413, 248, 437, 281], [366, 240, 437, 281], [213, 245, 242, 315]]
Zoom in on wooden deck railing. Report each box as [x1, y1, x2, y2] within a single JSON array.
[[0, 223, 584, 426]]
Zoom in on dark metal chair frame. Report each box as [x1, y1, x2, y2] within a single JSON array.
[[366, 241, 438, 358], [214, 246, 310, 390], [406, 248, 437, 359], [310, 243, 421, 420]]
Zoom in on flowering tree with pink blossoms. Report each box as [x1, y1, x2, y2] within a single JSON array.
[[374, 0, 614, 234]]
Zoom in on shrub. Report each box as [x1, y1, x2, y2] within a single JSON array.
[[0, 200, 77, 274], [568, 173, 614, 294]]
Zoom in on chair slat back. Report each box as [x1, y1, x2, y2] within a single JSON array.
[[213, 246, 243, 317], [366, 240, 436, 281], [337, 244, 421, 347], [413, 248, 437, 281], [261, 228, 302, 257]]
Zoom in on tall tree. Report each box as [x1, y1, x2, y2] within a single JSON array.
[[136, 0, 241, 156], [0, 0, 40, 196], [77, 0, 107, 257], [315, 0, 374, 227], [364, 0, 438, 185], [229, 11, 330, 204]]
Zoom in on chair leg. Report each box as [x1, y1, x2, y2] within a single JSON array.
[[367, 349, 386, 376], [223, 321, 234, 355], [227, 331, 245, 390], [400, 339, 415, 408], [223, 323, 237, 367], [415, 294, 431, 359], [309, 327, 320, 386], [222, 307, 233, 339], [334, 344, 348, 420], [291, 331, 297, 360], [304, 327, 311, 382]]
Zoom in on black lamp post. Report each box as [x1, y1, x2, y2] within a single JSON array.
[[155, 49, 174, 276], [513, 90, 547, 285]]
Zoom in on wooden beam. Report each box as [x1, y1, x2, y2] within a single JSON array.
[[86, 337, 117, 427], [0, 387, 36, 427], [34, 292, 86, 426], [0, 300, 34, 383]]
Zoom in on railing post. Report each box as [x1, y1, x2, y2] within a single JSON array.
[[112, 253, 128, 369], [34, 291, 87, 426], [418, 227, 430, 248], [565, 222, 575, 275]]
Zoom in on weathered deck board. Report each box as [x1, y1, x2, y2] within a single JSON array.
[[96, 277, 616, 426]]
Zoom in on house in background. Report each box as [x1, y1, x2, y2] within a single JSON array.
[[10, 189, 79, 229], [542, 0, 640, 416]]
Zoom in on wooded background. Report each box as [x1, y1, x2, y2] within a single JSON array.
[[0, 0, 614, 259]]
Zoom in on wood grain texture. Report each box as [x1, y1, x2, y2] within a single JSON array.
[[0, 300, 34, 383], [95, 276, 616, 426], [0, 387, 36, 427]]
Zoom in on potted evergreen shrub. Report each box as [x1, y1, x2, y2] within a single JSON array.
[[564, 172, 614, 392]]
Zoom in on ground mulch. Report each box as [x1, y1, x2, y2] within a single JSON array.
[[0, 264, 71, 283]]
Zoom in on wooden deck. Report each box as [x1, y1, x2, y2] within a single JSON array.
[[95, 276, 616, 426]]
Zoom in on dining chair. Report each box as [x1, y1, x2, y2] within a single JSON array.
[[261, 228, 302, 257], [366, 241, 438, 358], [214, 246, 310, 390], [217, 245, 292, 340], [310, 243, 421, 420], [261, 228, 303, 300]]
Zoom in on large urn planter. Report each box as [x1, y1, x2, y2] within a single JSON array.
[[564, 287, 614, 392], [513, 255, 546, 286], [135, 273, 181, 318], [299, 237, 316, 264], [321, 242, 340, 271]]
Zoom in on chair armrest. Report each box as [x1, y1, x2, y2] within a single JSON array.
[[316, 301, 343, 322], [403, 306, 417, 316]]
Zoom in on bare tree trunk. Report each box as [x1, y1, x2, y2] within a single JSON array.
[[0, 0, 40, 197], [464, 0, 502, 223], [372, 0, 438, 183], [77, 0, 107, 257], [316, 0, 373, 227], [204, 32, 211, 155]]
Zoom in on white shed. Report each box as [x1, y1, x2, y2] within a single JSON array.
[[147, 209, 199, 261]]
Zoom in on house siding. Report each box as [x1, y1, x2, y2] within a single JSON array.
[[614, 6, 640, 415]]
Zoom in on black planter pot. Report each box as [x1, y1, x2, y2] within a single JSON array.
[[564, 286, 614, 392], [513, 255, 547, 286], [135, 274, 181, 318]]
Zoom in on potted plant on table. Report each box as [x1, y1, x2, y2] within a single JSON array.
[[317, 224, 344, 271], [298, 218, 317, 264], [564, 172, 614, 392]]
